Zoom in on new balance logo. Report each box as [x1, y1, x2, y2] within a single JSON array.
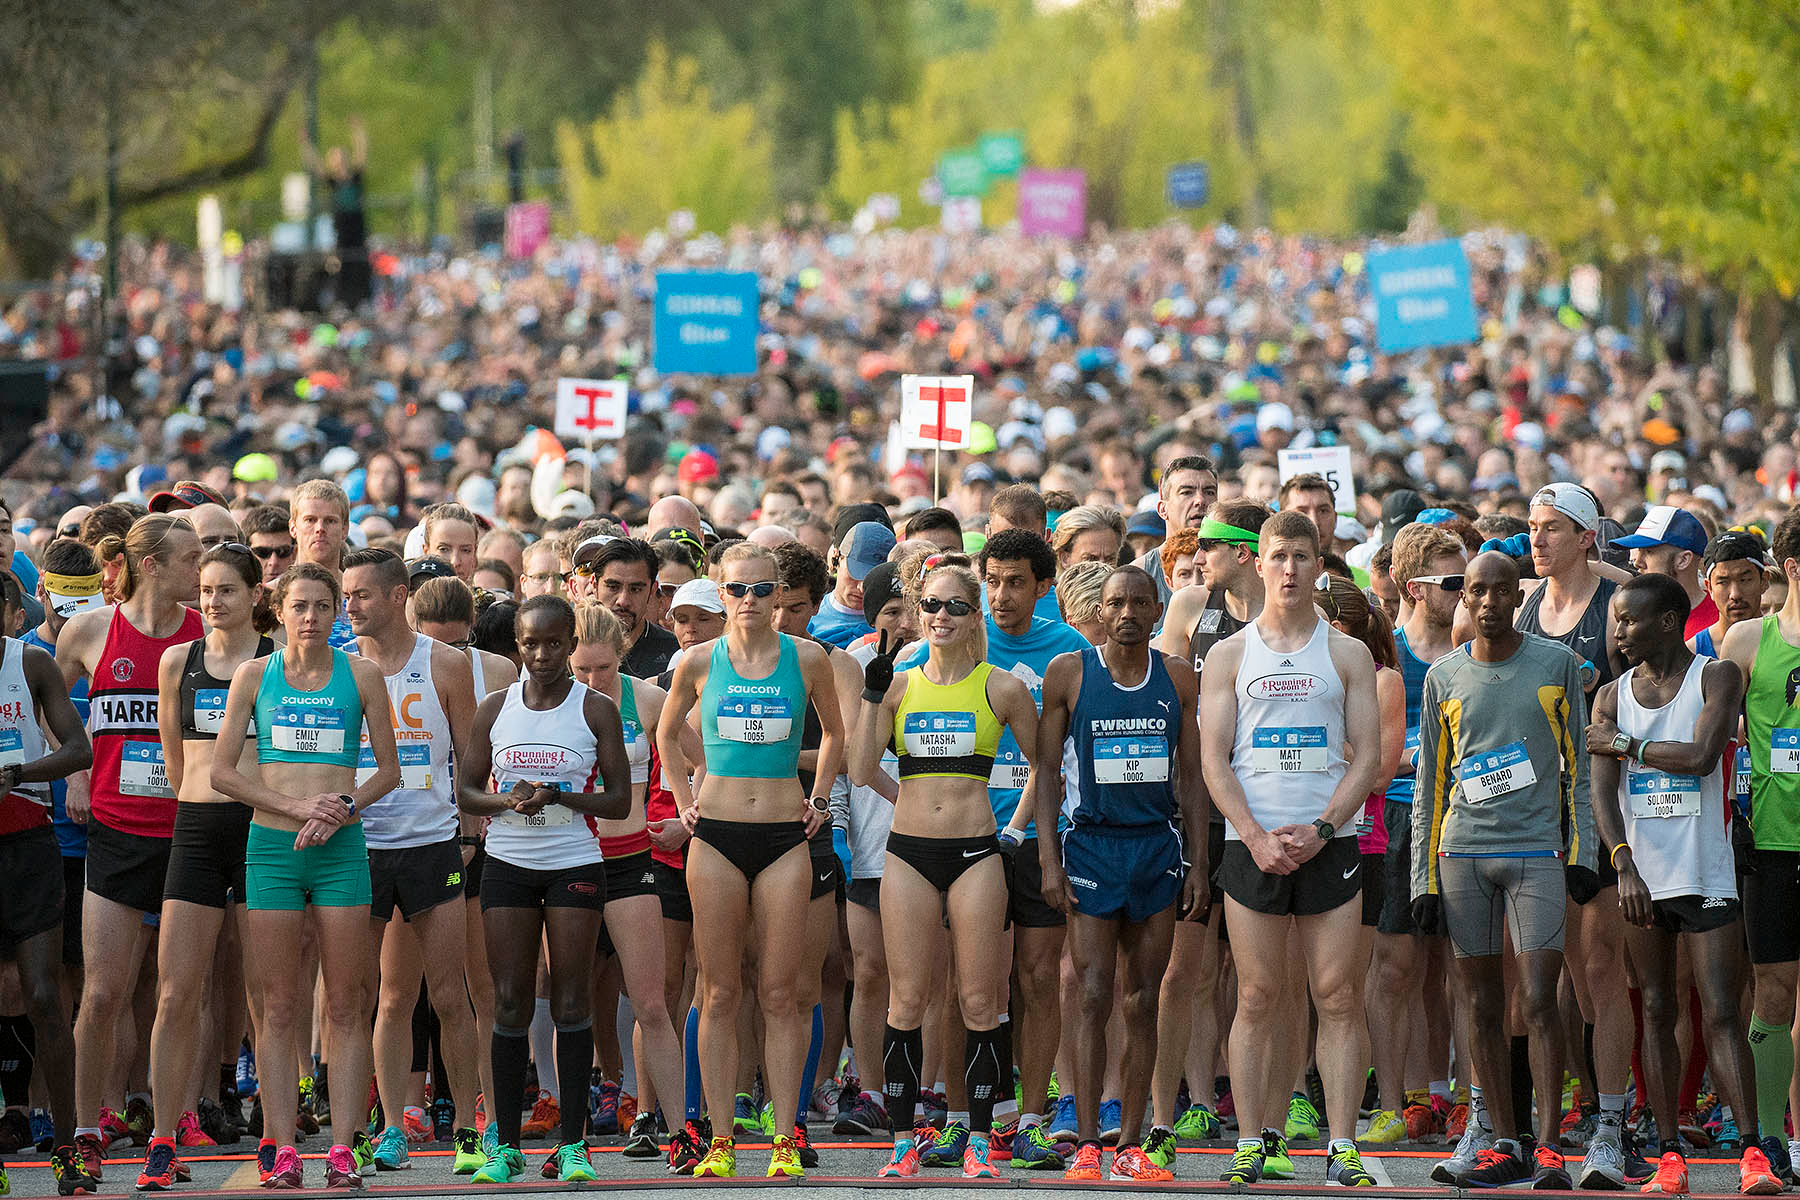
[[446, 871, 463, 887]]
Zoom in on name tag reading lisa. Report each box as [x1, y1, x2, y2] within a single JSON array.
[[1094, 735, 1170, 784], [1458, 741, 1536, 803], [1250, 727, 1327, 773], [119, 740, 174, 798], [1772, 729, 1800, 774], [715, 696, 793, 744], [356, 742, 432, 790], [903, 711, 977, 758], [270, 706, 347, 755], [1627, 767, 1703, 819]]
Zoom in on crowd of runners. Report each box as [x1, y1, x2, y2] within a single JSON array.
[[0, 224, 1792, 1193]]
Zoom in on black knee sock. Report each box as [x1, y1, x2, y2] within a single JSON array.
[[555, 1022, 593, 1146], [492, 1026, 530, 1147], [964, 1026, 1005, 1134], [1582, 1022, 1597, 1109], [1510, 1035, 1532, 1138], [0, 1013, 34, 1108], [882, 1025, 923, 1134]]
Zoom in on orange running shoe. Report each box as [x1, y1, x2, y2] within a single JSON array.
[[1740, 1146, 1783, 1195], [1065, 1142, 1104, 1181], [1642, 1150, 1688, 1194], [519, 1091, 560, 1140], [1110, 1145, 1174, 1182], [1446, 1102, 1469, 1140], [1403, 1102, 1437, 1141]]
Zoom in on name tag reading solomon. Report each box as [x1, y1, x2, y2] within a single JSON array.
[[903, 712, 977, 757], [1627, 767, 1702, 819], [1094, 735, 1170, 784], [715, 696, 793, 744], [1459, 741, 1536, 803], [1250, 727, 1326, 773], [270, 706, 347, 755]]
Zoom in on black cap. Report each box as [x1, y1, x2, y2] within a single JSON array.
[[407, 556, 458, 588], [1380, 489, 1426, 544], [861, 561, 904, 626], [833, 502, 892, 546]]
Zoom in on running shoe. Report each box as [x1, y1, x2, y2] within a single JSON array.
[[1217, 1087, 1237, 1129], [1364, 1109, 1406, 1144], [555, 1142, 596, 1182], [262, 1146, 303, 1190], [247, 1096, 264, 1139], [1622, 1130, 1655, 1184], [759, 1100, 776, 1136], [810, 1082, 837, 1120], [29, 1110, 52, 1154], [471, 1091, 486, 1133], [1174, 1103, 1222, 1140], [1741, 1145, 1784, 1195], [1778, 1137, 1800, 1185], [622, 1112, 660, 1158], [1048, 1094, 1078, 1142], [1580, 1124, 1626, 1189], [174, 1112, 214, 1149], [1262, 1129, 1296, 1180], [964, 1132, 1000, 1178], [324, 1143, 361, 1189], [1642, 1150, 1688, 1194], [73, 1132, 105, 1182], [922, 1088, 948, 1130], [479, 1124, 498, 1160], [1012, 1122, 1065, 1169], [98, 1108, 129, 1151], [1403, 1100, 1437, 1142], [878, 1135, 921, 1178], [518, 1090, 559, 1140], [1446, 1102, 1470, 1140], [669, 1119, 708, 1175], [1064, 1141, 1104, 1181], [731, 1093, 760, 1135], [1361, 1069, 1380, 1117], [350, 1130, 375, 1172], [1431, 1093, 1454, 1132], [1563, 1108, 1598, 1149], [1220, 1140, 1264, 1184], [832, 1093, 888, 1136], [1286, 1093, 1323, 1142], [988, 1117, 1015, 1162], [470, 1143, 524, 1184], [371, 1125, 409, 1171], [197, 1098, 237, 1146], [1142, 1127, 1179, 1171], [591, 1080, 620, 1135], [0, 1113, 28, 1156], [791, 1124, 818, 1169], [693, 1135, 736, 1178], [52, 1144, 98, 1197], [1110, 1144, 1173, 1182], [452, 1128, 484, 1174], [1534, 1143, 1573, 1189], [295, 1079, 319, 1137], [255, 1141, 277, 1186], [1434, 1118, 1496, 1184], [1327, 1142, 1377, 1187], [1098, 1098, 1124, 1144], [135, 1138, 179, 1191], [921, 1119, 969, 1166], [618, 1091, 638, 1131], [400, 1106, 428, 1143], [1047, 1069, 1061, 1104], [236, 1045, 257, 1098], [1716, 1113, 1744, 1152], [123, 1097, 152, 1146], [767, 1133, 803, 1179], [1465, 1141, 1532, 1187], [430, 1097, 452, 1143]]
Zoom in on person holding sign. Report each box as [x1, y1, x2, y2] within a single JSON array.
[[657, 543, 843, 1181], [210, 561, 400, 1190], [456, 595, 631, 1185], [1199, 510, 1380, 1189], [1586, 573, 1782, 1196], [56, 513, 203, 1178], [1035, 566, 1207, 1183], [1410, 551, 1594, 1189], [140, 545, 273, 1190], [850, 556, 1037, 1181]]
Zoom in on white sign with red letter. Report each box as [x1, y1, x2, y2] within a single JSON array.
[[901, 375, 975, 450], [554, 378, 628, 442]]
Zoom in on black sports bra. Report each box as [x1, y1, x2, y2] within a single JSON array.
[[178, 637, 274, 740]]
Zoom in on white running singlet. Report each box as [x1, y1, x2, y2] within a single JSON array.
[[485, 680, 603, 871], [1227, 617, 1348, 841], [357, 635, 456, 850], [1615, 656, 1734, 901]]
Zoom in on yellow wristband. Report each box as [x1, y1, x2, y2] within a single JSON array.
[[1610, 843, 1631, 870]]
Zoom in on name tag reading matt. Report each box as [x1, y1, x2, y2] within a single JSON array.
[[1458, 741, 1536, 803], [903, 712, 977, 758], [1250, 727, 1326, 773], [270, 706, 347, 755], [1094, 735, 1170, 784], [715, 697, 793, 744], [357, 742, 432, 790], [1627, 767, 1703, 819], [119, 740, 174, 797], [1772, 729, 1800, 774]]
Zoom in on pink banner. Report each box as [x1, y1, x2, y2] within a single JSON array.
[[503, 202, 551, 259], [1018, 168, 1086, 239]]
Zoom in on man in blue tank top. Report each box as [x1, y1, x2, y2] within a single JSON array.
[[1035, 566, 1206, 1183]]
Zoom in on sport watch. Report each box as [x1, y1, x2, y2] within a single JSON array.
[[1609, 731, 1633, 758], [1312, 818, 1334, 841]]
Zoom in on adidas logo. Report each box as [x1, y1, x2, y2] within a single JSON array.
[[1701, 896, 1728, 909], [1280, 659, 1294, 667]]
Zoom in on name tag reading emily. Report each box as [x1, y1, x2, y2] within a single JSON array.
[[903, 711, 977, 758], [715, 696, 793, 744], [1249, 727, 1326, 773], [1458, 741, 1536, 803], [269, 706, 347, 755], [1627, 767, 1702, 819]]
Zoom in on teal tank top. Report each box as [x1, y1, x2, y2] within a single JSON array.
[[699, 634, 808, 779], [254, 649, 365, 767]]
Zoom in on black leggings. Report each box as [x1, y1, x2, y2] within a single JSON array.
[[692, 818, 807, 882]]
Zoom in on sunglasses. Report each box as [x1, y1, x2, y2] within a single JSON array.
[[205, 541, 254, 556], [657, 582, 682, 598], [723, 581, 777, 599], [1413, 573, 1465, 592], [571, 561, 600, 578], [919, 596, 974, 616], [251, 543, 296, 560]]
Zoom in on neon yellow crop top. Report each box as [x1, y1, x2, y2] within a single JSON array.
[[892, 661, 1002, 782]]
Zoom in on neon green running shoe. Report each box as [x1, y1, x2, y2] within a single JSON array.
[[1220, 1140, 1264, 1183], [1174, 1103, 1222, 1140], [1262, 1130, 1296, 1180], [452, 1128, 484, 1175], [1286, 1093, 1322, 1142], [471, 1144, 525, 1184], [1143, 1126, 1178, 1169], [350, 1129, 376, 1172], [1327, 1142, 1377, 1187], [555, 1142, 596, 1182], [1363, 1109, 1406, 1144]]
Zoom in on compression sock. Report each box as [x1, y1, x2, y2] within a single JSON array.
[[992, 1017, 1018, 1123], [1470, 1086, 1493, 1132], [796, 1004, 823, 1128], [555, 1020, 593, 1145], [1583, 1022, 1598, 1109], [1748, 1016, 1794, 1138], [965, 1026, 1005, 1134], [491, 1024, 529, 1148], [0, 1014, 34, 1109], [529, 998, 558, 1103], [615, 996, 637, 1100], [683, 1007, 702, 1123], [882, 1025, 923, 1134], [1510, 1035, 1532, 1136], [1678, 987, 1709, 1115]]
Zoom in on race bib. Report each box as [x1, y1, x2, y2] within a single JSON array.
[[1249, 727, 1327, 773], [1627, 768, 1702, 819], [1735, 745, 1752, 810], [119, 740, 174, 798], [1094, 735, 1170, 784], [1771, 728, 1800, 774], [494, 803, 574, 828], [356, 742, 432, 790], [269, 706, 347, 756], [715, 696, 793, 744], [1458, 741, 1536, 803], [1196, 609, 1222, 634], [987, 756, 1030, 791], [903, 711, 977, 758], [193, 688, 228, 735], [0, 728, 24, 767]]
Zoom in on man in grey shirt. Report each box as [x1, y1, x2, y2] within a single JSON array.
[[1130, 456, 1218, 608]]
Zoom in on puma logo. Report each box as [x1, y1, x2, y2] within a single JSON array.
[[1156, 699, 1172, 713]]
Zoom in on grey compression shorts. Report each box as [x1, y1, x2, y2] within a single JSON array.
[[1437, 854, 1566, 959]]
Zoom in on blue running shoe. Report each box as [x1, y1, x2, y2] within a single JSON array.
[[235, 1044, 257, 1098], [1099, 1098, 1124, 1144], [1048, 1096, 1078, 1142], [921, 1120, 969, 1166], [732, 1093, 760, 1135], [372, 1125, 410, 1170], [1012, 1123, 1065, 1170], [28, 1110, 52, 1153]]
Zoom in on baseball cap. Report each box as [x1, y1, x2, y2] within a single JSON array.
[[1126, 510, 1166, 539], [1704, 529, 1771, 574], [407, 557, 458, 588], [1529, 483, 1600, 532], [843, 522, 896, 582], [860, 562, 904, 625], [572, 535, 618, 567], [550, 491, 596, 519], [1380, 489, 1427, 544], [1614, 505, 1708, 554], [832, 503, 892, 547], [961, 462, 997, 487], [668, 578, 725, 616], [677, 449, 720, 485], [149, 480, 228, 512], [651, 526, 707, 567]]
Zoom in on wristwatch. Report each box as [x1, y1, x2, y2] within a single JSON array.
[[1609, 731, 1633, 758], [1312, 818, 1334, 841], [339, 794, 357, 819], [808, 795, 830, 816]]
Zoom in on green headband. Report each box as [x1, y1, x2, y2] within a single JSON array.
[[1196, 519, 1261, 547]]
